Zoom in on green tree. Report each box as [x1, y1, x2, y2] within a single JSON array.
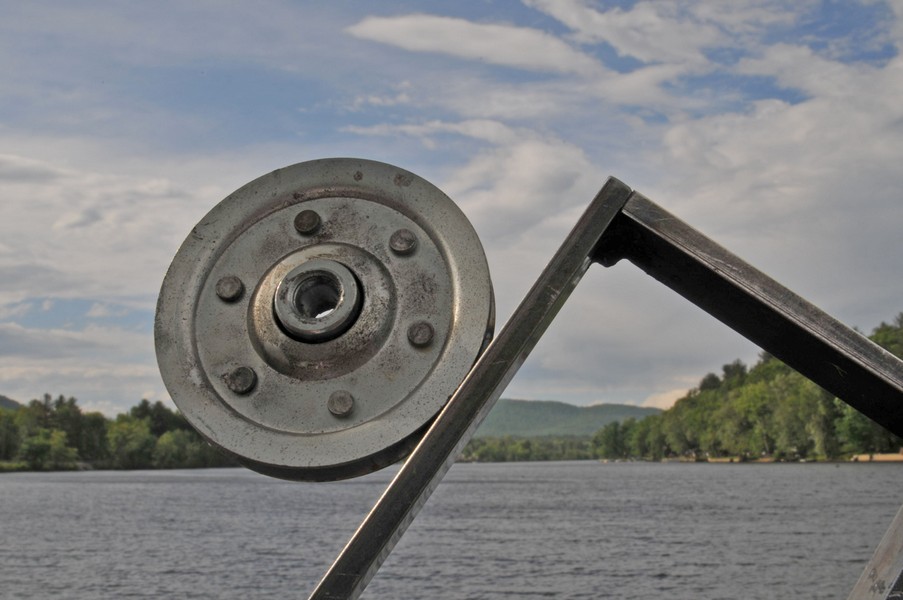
[[47, 430, 78, 469], [50, 395, 83, 456], [870, 313, 903, 357], [626, 415, 666, 459], [15, 397, 52, 437], [18, 429, 52, 470], [107, 417, 156, 469], [747, 353, 792, 384], [661, 391, 720, 457], [130, 399, 189, 438], [836, 401, 902, 455], [771, 375, 815, 459], [593, 421, 625, 459], [79, 412, 109, 462], [154, 429, 196, 468], [0, 409, 20, 461], [698, 373, 721, 392], [642, 415, 667, 460], [721, 360, 748, 389], [716, 381, 775, 457]]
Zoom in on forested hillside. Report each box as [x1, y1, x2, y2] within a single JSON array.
[[595, 314, 903, 461], [475, 399, 659, 437], [0, 395, 20, 411], [460, 400, 659, 462], [0, 396, 234, 471]]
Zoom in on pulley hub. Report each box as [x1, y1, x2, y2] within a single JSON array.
[[273, 258, 362, 343]]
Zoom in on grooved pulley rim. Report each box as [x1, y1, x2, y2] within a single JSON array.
[[154, 158, 494, 481]]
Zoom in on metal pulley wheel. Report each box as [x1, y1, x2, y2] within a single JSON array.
[[155, 158, 494, 481]]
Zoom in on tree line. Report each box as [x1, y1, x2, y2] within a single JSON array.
[[460, 436, 594, 462], [0, 396, 235, 472], [593, 314, 903, 462], [2, 313, 901, 470], [462, 313, 903, 463]]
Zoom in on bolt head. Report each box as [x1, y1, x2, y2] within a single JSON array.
[[294, 210, 321, 235], [389, 228, 417, 255], [223, 366, 257, 395], [407, 321, 435, 348], [328, 390, 354, 418], [215, 275, 244, 302]]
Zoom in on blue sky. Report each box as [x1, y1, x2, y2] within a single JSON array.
[[2, 0, 901, 415]]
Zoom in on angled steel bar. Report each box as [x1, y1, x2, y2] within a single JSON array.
[[847, 503, 903, 600], [308, 178, 633, 599], [311, 180, 903, 599], [593, 192, 903, 437]]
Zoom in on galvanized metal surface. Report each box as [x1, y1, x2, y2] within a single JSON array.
[[154, 158, 494, 481]]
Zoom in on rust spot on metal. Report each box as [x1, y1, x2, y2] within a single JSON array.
[[354, 171, 363, 181], [394, 173, 413, 187]]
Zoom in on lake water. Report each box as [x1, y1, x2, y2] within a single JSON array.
[[2, 461, 902, 599]]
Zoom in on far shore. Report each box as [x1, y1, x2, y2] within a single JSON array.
[[704, 453, 903, 463], [602, 452, 903, 464], [850, 452, 903, 462]]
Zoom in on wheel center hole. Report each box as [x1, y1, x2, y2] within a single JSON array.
[[295, 273, 342, 319], [273, 259, 361, 342]]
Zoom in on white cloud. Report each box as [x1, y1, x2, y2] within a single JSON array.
[[1, 1, 900, 417], [525, 0, 724, 65], [347, 14, 606, 76], [736, 43, 887, 98], [0, 141, 290, 311], [0, 2, 350, 73], [444, 138, 596, 237], [641, 387, 688, 410], [687, 0, 804, 34], [86, 303, 128, 318], [0, 153, 201, 309], [0, 321, 165, 415], [0, 302, 32, 320], [407, 76, 602, 120], [344, 13, 698, 113], [345, 119, 521, 146], [332, 3, 903, 409]]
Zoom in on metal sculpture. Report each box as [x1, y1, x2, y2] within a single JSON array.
[[155, 158, 903, 599]]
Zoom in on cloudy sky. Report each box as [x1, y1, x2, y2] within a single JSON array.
[[2, 1, 901, 416]]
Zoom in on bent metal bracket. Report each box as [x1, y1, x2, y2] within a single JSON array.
[[154, 158, 903, 599]]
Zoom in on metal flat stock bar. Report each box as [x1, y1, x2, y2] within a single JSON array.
[[308, 178, 633, 599], [593, 192, 903, 436], [847, 503, 903, 599]]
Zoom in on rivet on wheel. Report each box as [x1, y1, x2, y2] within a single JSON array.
[[223, 366, 257, 395], [389, 228, 417, 255], [215, 275, 245, 302], [328, 391, 354, 418], [407, 321, 435, 348], [294, 209, 321, 235]]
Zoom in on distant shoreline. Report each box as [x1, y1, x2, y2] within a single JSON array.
[[5, 456, 903, 473], [600, 453, 903, 464]]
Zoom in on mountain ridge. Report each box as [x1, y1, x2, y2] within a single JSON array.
[[475, 398, 660, 438], [0, 395, 21, 411]]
